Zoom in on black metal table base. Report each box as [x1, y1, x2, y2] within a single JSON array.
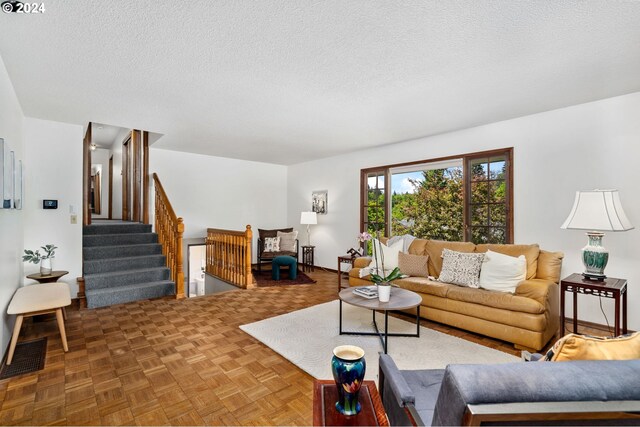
[[338, 300, 420, 353]]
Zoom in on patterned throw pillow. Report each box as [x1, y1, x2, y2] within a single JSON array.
[[277, 230, 298, 252], [263, 237, 280, 252], [438, 249, 484, 287], [543, 332, 640, 361], [398, 252, 429, 278]]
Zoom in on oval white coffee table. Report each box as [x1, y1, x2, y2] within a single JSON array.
[[338, 287, 422, 354]]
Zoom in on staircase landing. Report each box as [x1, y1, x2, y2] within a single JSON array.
[[83, 221, 175, 308]]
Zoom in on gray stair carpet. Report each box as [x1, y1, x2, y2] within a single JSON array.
[[83, 222, 175, 308]]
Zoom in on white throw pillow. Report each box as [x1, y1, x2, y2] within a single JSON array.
[[479, 250, 526, 293], [277, 230, 298, 252], [263, 237, 280, 252], [368, 239, 403, 275], [438, 249, 485, 288]]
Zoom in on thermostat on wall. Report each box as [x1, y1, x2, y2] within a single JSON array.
[[43, 200, 58, 209]]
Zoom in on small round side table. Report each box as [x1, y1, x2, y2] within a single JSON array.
[[26, 270, 69, 284]]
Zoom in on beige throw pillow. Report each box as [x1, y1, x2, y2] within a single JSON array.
[[479, 250, 526, 293], [368, 238, 403, 275], [438, 249, 484, 287], [543, 332, 640, 361], [277, 230, 298, 252], [398, 252, 429, 277]]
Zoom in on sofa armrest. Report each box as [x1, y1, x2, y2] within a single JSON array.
[[515, 279, 556, 306], [379, 354, 415, 407], [353, 256, 372, 269]]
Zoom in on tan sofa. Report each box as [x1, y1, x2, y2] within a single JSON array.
[[348, 239, 564, 351]]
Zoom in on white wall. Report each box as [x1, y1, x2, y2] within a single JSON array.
[[287, 92, 640, 330], [0, 55, 24, 357], [23, 118, 83, 297], [149, 148, 288, 261], [91, 148, 110, 218]]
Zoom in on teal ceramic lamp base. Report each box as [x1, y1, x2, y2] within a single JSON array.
[[581, 232, 609, 281]]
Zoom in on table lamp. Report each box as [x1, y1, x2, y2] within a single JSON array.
[[300, 211, 317, 246], [561, 189, 634, 281]]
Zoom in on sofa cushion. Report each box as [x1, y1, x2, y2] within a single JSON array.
[[535, 249, 564, 283], [398, 252, 429, 278], [407, 238, 428, 256], [544, 332, 640, 361], [277, 230, 298, 252], [395, 277, 449, 298], [479, 250, 526, 293], [475, 243, 540, 280], [438, 249, 484, 288], [424, 240, 476, 277], [259, 250, 297, 259], [423, 294, 548, 331], [446, 285, 545, 314], [258, 227, 293, 240]]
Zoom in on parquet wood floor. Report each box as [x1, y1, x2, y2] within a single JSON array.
[[1, 269, 596, 426]]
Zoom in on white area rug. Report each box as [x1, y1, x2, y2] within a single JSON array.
[[240, 300, 519, 381]]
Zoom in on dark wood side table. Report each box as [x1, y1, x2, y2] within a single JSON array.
[[313, 379, 389, 426], [560, 273, 627, 336], [337, 256, 357, 291], [302, 245, 315, 272], [26, 270, 69, 284]]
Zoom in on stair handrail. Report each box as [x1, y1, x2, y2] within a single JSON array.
[[153, 173, 185, 298], [206, 225, 255, 289]]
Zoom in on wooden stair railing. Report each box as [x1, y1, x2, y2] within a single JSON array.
[[153, 173, 185, 299], [206, 225, 255, 289]]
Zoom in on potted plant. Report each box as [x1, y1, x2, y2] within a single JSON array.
[[357, 232, 401, 302], [23, 244, 58, 275]]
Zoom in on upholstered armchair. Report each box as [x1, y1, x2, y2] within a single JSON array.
[[256, 228, 300, 271]]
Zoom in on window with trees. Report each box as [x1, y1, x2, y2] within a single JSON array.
[[360, 148, 512, 247]]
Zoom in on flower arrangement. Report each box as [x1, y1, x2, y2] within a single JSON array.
[[22, 244, 58, 264], [356, 231, 402, 285]]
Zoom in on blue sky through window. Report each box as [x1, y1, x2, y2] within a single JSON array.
[[391, 171, 424, 194]]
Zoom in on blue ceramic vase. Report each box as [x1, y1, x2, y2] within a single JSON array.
[[331, 345, 366, 416]]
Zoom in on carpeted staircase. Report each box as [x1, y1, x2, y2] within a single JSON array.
[[83, 222, 175, 308]]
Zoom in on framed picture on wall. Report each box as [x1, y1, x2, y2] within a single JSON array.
[[312, 190, 328, 215]]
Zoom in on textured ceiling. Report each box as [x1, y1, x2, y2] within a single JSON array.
[[1, 1, 639, 165]]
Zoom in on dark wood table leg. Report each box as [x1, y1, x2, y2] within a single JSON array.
[[560, 284, 566, 335], [623, 287, 628, 334], [384, 310, 389, 354], [572, 289, 578, 334], [614, 292, 621, 337], [337, 259, 341, 292]]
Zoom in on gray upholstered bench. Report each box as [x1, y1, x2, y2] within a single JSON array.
[[379, 353, 640, 426], [271, 255, 298, 280]]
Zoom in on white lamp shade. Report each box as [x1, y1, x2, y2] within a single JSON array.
[[561, 190, 634, 231], [300, 211, 317, 225]]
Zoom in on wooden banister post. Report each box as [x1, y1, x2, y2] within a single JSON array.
[[175, 218, 185, 299], [245, 225, 254, 288]]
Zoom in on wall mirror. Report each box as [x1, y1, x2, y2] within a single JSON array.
[[0, 138, 4, 209], [1, 139, 14, 209], [13, 159, 22, 210]]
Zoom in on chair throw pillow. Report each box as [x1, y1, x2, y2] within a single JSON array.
[[277, 230, 298, 252], [398, 252, 429, 278], [479, 250, 526, 293], [543, 332, 640, 361], [438, 249, 484, 288], [368, 238, 403, 276], [263, 237, 280, 252]]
